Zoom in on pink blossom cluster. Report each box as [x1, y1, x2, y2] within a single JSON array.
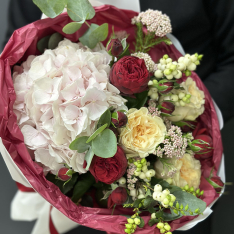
[[132, 9, 172, 37], [148, 106, 161, 117], [155, 126, 187, 158], [127, 162, 138, 190]]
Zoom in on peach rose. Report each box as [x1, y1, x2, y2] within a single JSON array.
[[119, 107, 166, 158]]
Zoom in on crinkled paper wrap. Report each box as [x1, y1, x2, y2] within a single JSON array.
[[0, 5, 223, 234]]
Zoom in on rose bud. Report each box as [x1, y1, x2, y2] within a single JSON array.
[[58, 168, 72, 181], [107, 187, 128, 208], [111, 111, 128, 128], [107, 39, 123, 57], [174, 120, 198, 133], [158, 82, 174, 94], [159, 101, 175, 115], [207, 176, 224, 193], [193, 134, 213, 159], [109, 56, 149, 95]]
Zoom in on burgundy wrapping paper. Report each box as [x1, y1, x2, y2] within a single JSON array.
[[0, 5, 223, 234]]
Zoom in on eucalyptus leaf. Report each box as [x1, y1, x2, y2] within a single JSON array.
[[125, 90, 148, 109], [79, 24, 99, 48], [69, 136, 90, 153], [90, 23, 109, 42], [37, 35, 50, 53], [92, 129, 117, 158], [33, 0, 60, 18], [86, 123, 108, 143], [48, 0, 66, 15], [72, 172, 95, 203], [63, 20, 85, 34], [85, 147, 94, 170], [48, 32, 63, 50], [67, 0, 95, 21], [97, 108, 111, 128], [173, 190, 206, 216]]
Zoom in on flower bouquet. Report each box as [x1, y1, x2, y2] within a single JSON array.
[[0, 1, 224, 233]]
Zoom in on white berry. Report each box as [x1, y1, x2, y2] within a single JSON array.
[[154, 184, 162, 192], [118, 177, 126, 185]]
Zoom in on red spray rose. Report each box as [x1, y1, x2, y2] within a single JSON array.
[[89, 146, 128, 184], [108, 187, 128, 208], [107, 39, 123, 57], [58, 168, 72, 181], [180, 121, 197, 133], [109, 56, 150, 95], [193, 128, 213, 159], [206, 168, 224, 193], [111, 111, 128, 128]]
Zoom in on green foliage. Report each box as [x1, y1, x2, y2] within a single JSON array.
[[46, 173, 79, 195], [33, 0, 66, 18], [67, 0, 95, 21], [48, 32, 63, 50], [173, 190, 206, 216], [92, 129, 117, 158], [97, 108, 111, 128], [72, 172, 95, 203], [86, 123, 108, 143], [62, 20, 85, 34], [148, 218, 159, 227], [79, 23, 109, 49], [143, 196, 157, 208], [162, 210, 182, 221], [138, 217, 145, 228], [69, 136, 90, 153], [133, 199, 143, 208], [124, 91, 148, 109], [84, 147, 94, 170], [37, 35, 51, 53]]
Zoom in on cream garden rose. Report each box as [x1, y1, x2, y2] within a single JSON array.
[[119, 107, 166, 158], [154, 153, 201, 189], [164, 77, 205, 122]]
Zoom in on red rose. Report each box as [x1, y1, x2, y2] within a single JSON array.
[[111, 111, 128, 128], [89, 146, 128, 184], [108, 187, 128, 208], [109, 56, 150, 95]]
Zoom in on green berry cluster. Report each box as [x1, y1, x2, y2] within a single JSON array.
[[156, 222, 172, 234], [172, 202, 201, 216], [125, 215, 141, 234], [182, 185, 204, 197]]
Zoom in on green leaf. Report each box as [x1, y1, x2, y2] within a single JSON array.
[[86, 123, 108, 143], [84, 147, 94, 170], [48, 0, 66, 15], [97, 109, 111, 129], [138, 217, 145, 228], [67, 0, 95, 21], [133, 199, 143, 208], [121, 38, 127, 49], [151, 178, 182, 193], [111, 112, 118, 120], [173, 190, 207, 216], [80, 23, 109, 49], [147, 206, 156, 214], [72, 172, 95, 203], [69, 136, 90, 153], [143, 196, 157, 208], [148, 218, 159, 227], [125, 90, 148, 109], [101, 190, 112, 200], [92, 129, 117, 158], [46, 173, 79, 195], [63, 20, 85, 34], [48, 32, 63, 50], [67, 0, 94, 21], [118, 44, 130, 60], [66, 169, 74, 177], [162, 210, 182, 221], [111, 183, 119, 191], [37, 35, 50, 53], [33, 0, 60, 18]]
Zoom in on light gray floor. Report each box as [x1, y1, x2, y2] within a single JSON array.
[[0, 1, 233, 234]]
